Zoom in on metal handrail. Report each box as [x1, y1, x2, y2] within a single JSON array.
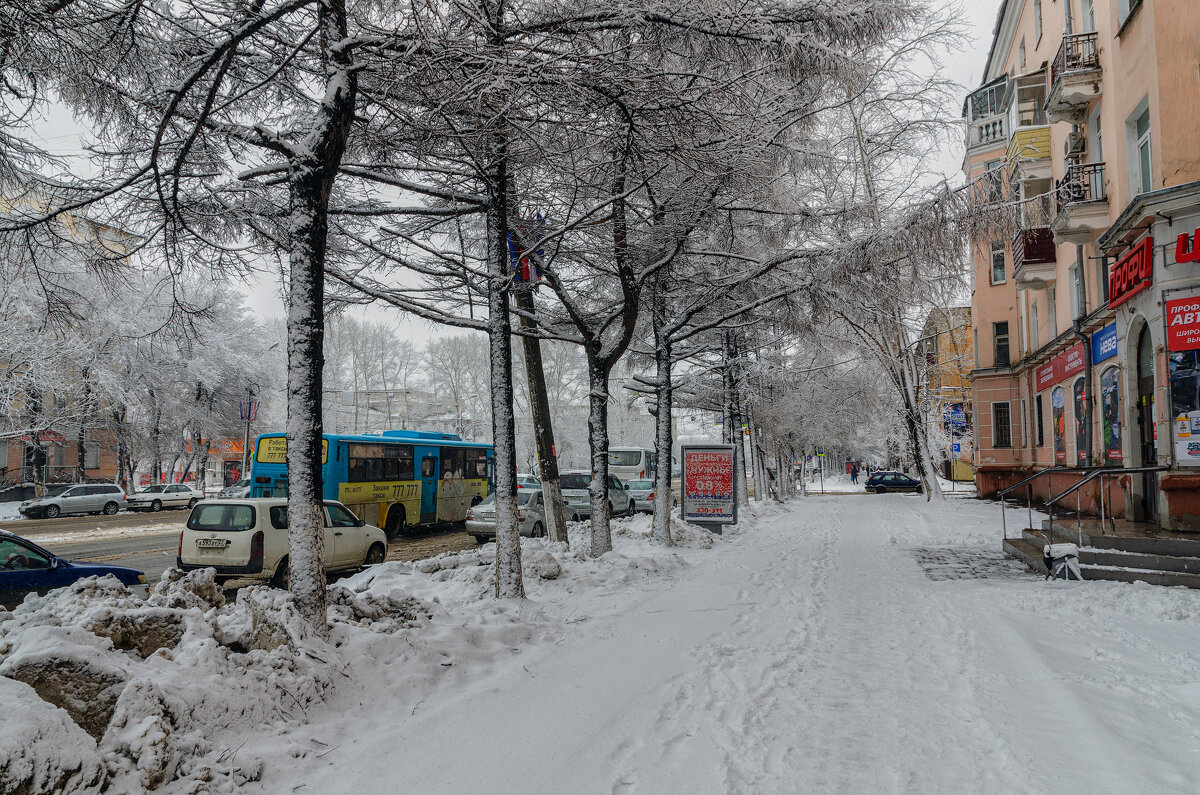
[[998, 466, 1074, 542]]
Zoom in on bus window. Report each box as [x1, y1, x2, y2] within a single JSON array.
[[421, 457, 436, 478], [349, 444, 385, 482], [464, 448, 488, 479], [608, 450, 642, 467], [382, 445, 414, 480], [440, 448, 463, 479]]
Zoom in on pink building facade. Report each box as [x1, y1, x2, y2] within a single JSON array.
[[966, 0, 1200, 529]]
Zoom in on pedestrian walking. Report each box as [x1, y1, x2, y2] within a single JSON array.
[[850, 464, 859, 484]]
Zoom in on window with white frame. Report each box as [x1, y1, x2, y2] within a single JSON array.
[[1021, 399, 1028, 448], [1134, 107, 1152, 194], [1082, 0, 1096, 32], [990, 242, 1006, 284], [1018, 39, 1026, 69], [1034, 0, 1043, 44], [1031, 302, 1040, 350], [1048, 286, 1058, 337], [0, 439, 7, 469], [1118, 0, 1144, 27], [993, 402, 1013, 448]]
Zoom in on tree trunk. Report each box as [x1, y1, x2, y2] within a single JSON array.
[[586, 353, 614, 555], [724, 335, 749, 508], [513, 288, 566, 544], [651, 320, 674, 546], [283, 0, 358, 635], [483, 95, 523, 598]]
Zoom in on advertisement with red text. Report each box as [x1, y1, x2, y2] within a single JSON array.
[[681, 445, 737, 524], [1166, 292, 1200, 466]]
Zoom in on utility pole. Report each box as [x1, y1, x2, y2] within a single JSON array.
[[240, 388, 257, 482], [510, 218, 567, 543]]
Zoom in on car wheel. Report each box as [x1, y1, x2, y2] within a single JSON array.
[[531, 522, 546, 538], [150, 499, 163, 512], [102, 501, 118, 516], [608, 501, 614, 517], [627, 501, 636, 517], [363, 542, 386, 567], [43, 505, 60, 519], [187, 498, 198, 509], [570, 513, 582, 522], [875, 487, 887, 494], [270, 557, 290, 589], [473, 535, 490, 545]]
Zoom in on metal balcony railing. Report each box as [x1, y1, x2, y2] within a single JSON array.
[[1051, 32, 1100, 86], [1055, 162, 1106, 215]]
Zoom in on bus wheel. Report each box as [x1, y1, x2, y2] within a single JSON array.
[[385, 506, 406, 541]]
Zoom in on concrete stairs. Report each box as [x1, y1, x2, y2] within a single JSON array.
[[1002, 519, 1200, 589]]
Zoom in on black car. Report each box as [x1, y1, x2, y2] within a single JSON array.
[[0, 530, 146, 608], [864, 471, 923, 494]]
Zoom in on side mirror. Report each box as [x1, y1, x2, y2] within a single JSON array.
[[355, 518, 366, 527], [50, 557, 63, 569]]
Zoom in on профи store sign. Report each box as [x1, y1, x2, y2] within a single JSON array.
[[1109, 236, 1154, 309]]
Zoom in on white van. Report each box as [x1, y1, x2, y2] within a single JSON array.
[[606, 448, 656, 483]]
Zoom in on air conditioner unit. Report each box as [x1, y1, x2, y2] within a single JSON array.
[[1065, 130, 1087, 157]]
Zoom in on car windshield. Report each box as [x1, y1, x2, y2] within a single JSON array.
[[626, 480, 653, 490], [559, 474, 589, 490], [187, 503, 254, 532], [608, 451, 641, 467], [139, 486, 167, 494]]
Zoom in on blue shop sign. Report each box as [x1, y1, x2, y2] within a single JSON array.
[[1092, 323, 1118, 364]]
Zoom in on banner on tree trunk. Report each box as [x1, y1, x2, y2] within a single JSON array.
[[681, 445, 737, 525]]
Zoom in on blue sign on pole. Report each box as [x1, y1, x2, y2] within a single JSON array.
[[952, 442, 961, 453], [1092, 322, 1118, 364]]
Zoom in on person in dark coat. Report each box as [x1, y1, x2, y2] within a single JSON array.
[[850, 464, 859, 484]]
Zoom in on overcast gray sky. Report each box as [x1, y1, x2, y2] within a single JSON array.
[[28, 1, 1002, 339]]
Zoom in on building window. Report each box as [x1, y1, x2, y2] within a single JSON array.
[[1082, 0, 1096, 32], [1097, 255, 1109, 304], [82, 443, 100, 470], [1034, 0, 1042, 44], [1134, 108, 1152, 194], [973, 329, 979, 369], [1036, 394, 1045, 447], [1021, 399, 1028, 448], [1118, 0, 1144, 26], [993, 321, 1011, 367], [1031, 303, 1040, 350], [990, 242, 1006, 284], [1018, 38, 1026, 69], [993, 402, 1012, 448], [0, 439, 7, 470]]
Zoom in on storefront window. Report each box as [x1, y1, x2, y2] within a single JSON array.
[[1052, 387, 1066, 463], [1073, 379, 1088, 464], [1170, 349, 1200, 466], [1101, 367, 1122, 463]]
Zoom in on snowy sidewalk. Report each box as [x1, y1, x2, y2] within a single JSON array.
[[257, 497, 1200, 794]]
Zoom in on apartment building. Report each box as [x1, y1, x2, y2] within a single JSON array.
[[965, 0, 1200, 529], [919, 307, 975, 480]]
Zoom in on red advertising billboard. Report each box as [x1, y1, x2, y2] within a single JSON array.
[[1035, 342, 1087, 392], [1165, 296, 1200, 352], [681, 445, 737, 525]]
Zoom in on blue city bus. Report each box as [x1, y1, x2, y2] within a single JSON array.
[[249, 431, 494, 539]]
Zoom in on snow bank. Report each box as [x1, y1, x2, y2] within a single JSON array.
[[0, 568, 429, 793], [0, 500, 23, 521], [1, 506, 757, 793]]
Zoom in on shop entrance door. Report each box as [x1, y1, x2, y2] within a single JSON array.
[[1136, 327, 1157, 521]]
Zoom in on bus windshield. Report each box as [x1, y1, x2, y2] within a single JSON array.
[[608, 450, 641, 467]]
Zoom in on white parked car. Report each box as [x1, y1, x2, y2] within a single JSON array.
[[465, 490, 548, 543], [178, 498, 387, 586], [127, 484, 204, 512], [516, 473, 542, 489], [623, 479, 676, 513], [558, 471, 635, 519], [217, 478, 251, 499]]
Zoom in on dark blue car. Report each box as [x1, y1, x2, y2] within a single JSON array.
[[864, 471, 924, 494], [0, 530, 146, 609]]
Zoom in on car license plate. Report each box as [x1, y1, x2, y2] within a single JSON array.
[[196, 538, 227, 548]]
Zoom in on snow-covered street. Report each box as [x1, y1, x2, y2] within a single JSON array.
[[231, 495, 1200, 795]]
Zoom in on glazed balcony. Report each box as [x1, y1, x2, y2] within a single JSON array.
[[1013, 227, 1057, 287], [1052, 162, 1109, 244], [1046, 33, 1101, 124], [1007, 125, 1052, 181]]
